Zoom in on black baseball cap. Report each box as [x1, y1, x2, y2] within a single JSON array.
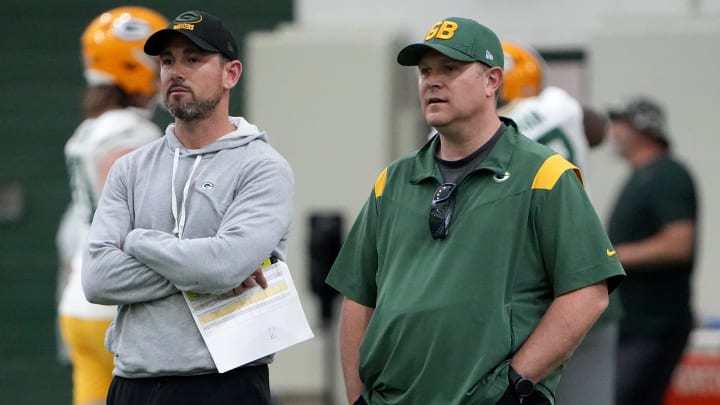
[[608, 96, 670, 146], [144, 10, 238, 60]]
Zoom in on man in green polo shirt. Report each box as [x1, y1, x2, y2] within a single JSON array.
[[325, 17, 625, 405]]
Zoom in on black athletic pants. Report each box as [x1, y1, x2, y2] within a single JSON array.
[[616, 327, 691, 405], [107, 365, 271, 405]]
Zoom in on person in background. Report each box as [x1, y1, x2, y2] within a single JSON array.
[[497, 41, 620, 405], [82, 10, 294, 405], [56, 7, 168, 405], [607, 96, 699, 405], [326, 17, 624, 405], [497, 41, 607, 171]]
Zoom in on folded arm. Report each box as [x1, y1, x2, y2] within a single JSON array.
[[616, 220, 695, 271], [124, 159, 294, 294], [83, 162, 179, 305]]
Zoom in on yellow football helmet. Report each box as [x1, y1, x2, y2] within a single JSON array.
[[501, 41, 545, 101], [81, 7, 168, 96]]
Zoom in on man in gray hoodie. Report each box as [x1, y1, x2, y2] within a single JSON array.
[[82, 10, 294, 404]]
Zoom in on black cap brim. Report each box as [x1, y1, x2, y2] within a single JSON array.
[[144, 29, 222, 56], [607, 109, 626, 121]]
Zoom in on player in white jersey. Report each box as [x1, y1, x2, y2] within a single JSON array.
[[498, 41, 616, 405], [500, 85, 586, 167], [56, 7, 167, 405], [496, 42, 607, 171]]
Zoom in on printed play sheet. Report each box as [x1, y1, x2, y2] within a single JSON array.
[[183, 259, 314, 372]]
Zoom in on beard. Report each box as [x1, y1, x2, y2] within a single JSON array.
[[164, 91, 222, 122]]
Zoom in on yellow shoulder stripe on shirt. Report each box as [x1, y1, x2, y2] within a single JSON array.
[[374, 167, 388, 197], [531, 154, 584, 190]]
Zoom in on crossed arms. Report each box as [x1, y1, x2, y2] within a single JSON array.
[[82, 157, 293, 305]]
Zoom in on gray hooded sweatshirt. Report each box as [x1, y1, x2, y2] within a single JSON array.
[[82, 116, 294, 377]]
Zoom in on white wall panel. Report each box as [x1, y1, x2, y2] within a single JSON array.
[[297, 0, 714, 48]]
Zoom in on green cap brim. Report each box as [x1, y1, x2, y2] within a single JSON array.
[[397, 43, 477, 66]]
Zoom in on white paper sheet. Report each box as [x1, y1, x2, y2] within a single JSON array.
[[183, 260, 314, 373]]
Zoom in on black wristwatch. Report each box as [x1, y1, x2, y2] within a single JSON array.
[[508, 365, 535, 398]]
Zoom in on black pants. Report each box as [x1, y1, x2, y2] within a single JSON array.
[[616, 328, 690, 405], [107, 365, 271, 405]]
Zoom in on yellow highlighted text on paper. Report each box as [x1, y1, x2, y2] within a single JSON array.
[[198, 283, 289, 325]]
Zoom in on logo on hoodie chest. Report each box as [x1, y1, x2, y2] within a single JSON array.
[[201, 181, 215, 190]]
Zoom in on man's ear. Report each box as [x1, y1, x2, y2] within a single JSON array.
[[486, 67, 503, 98], [224, 60, 243, 90]]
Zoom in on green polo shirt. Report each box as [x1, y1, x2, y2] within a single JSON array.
[[607, 154, 696, 337], [326, 124, 625, 405]]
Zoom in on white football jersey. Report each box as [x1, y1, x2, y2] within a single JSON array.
[[58, 107, 161, 319], [500, 86, 588, 171]]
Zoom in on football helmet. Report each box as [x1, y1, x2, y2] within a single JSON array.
[[501, 41, 545, 101], [82, 7, 168, 96]]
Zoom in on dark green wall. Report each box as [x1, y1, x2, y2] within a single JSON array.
[[0, 2, 292, 403]]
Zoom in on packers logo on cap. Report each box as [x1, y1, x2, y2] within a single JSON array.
[[173, 11, 202, 30], [425, 21, 459, 41]]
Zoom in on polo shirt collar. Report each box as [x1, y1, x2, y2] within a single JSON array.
[[410, 117, 519, 184]]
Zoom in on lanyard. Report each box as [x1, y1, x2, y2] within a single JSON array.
[[171, 148, 202, 238]]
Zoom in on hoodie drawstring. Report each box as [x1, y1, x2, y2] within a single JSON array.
[[171, 147, 202, 238]]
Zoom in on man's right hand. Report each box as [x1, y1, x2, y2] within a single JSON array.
[[222, 267, 269, 297]]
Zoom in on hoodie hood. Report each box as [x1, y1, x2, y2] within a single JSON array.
[[162, 116, 270, 237], [164, 116, 268, 156]]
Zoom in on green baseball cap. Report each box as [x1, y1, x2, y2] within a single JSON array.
[[397, 17, 504, 68]]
